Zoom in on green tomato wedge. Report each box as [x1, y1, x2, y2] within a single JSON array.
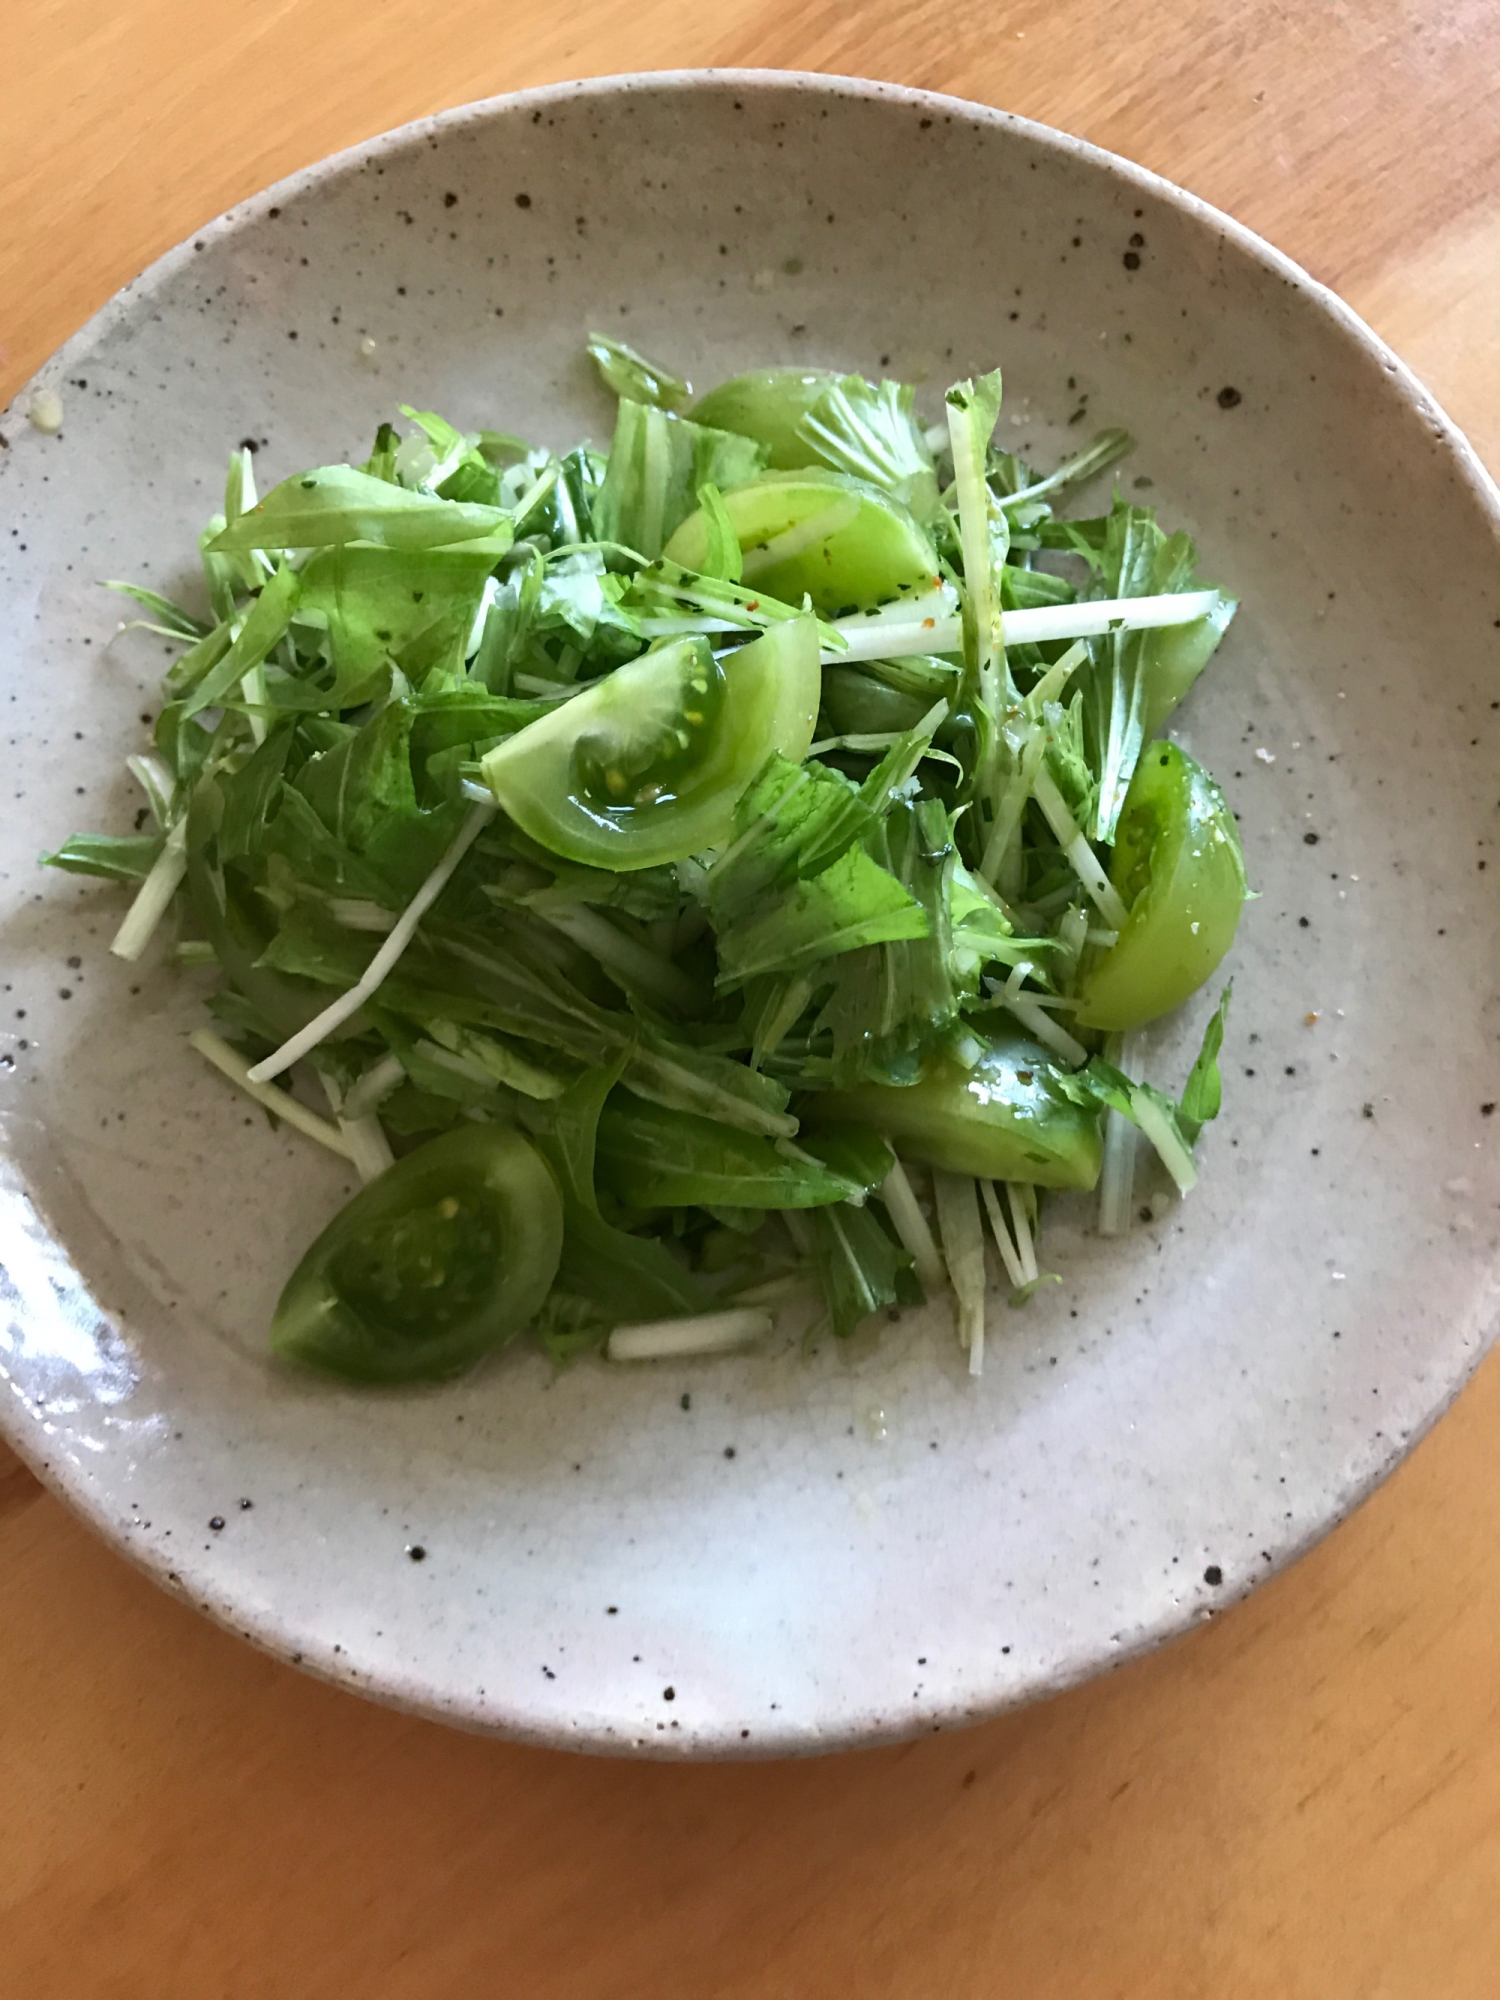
[[663, 471, 940, 617], [481, 618, 820, 869], [1140, 592, 1239, 740], [814, 1033, 1104, 1190], [270, 1125, 563, 1382], [689, 368, 838, 469], [1075, 742, 1249, 1033]]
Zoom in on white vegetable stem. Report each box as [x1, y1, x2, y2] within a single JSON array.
[[607, 1309, 772, 1361], [740, 498, 860, 580], [1097, 1031, 1144, 1238], [822, 586, 958, 661], [336, 1117, 395, 1182], [994, 962, 1089, 1068], [979, 1180, 1027, 1290], [125, 752, 174, 827], [946, 399, 1001, 710], [1030, 767, 1130, 931], [327, 898, 398, 933], [879, 1157, 948, 1299], [248, 803, 494, 1084], [1006, 1183, 1040, 1284], [189, 1029, 353, 1160], [823, 588, 1219, 664], [110, 817, 188, 962], [536, 904, 702, 1013], [241, 661, 269, 747], [932, 1169, 988, 1376], [1132, 1091, 1199, 1195], [729, 1274, 815, 1308], [319, 1074, 394, 1185], [1023, 639, 1090, 720], [980, 722, 1047, 887], [342, 1050, 406, 1121]]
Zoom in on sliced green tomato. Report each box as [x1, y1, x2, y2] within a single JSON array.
[[663, 471, 939, 617], [481, 618, 820, 870], [1074, 742, 1248, 1033], [689, 368, 838, 469], [814, 1033, 1104, 1190], [270, 1125, 563, 1382], [1140, 593, 1238, 740]]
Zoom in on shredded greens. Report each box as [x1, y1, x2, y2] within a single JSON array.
[[47, 334, 1247, 1381]]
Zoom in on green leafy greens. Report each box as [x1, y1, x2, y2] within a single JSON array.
[[46, 333, 1247, 1381]]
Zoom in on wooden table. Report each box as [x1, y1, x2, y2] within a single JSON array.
[[5, 5, 1500, 1992]]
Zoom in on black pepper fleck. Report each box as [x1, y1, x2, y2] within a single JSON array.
[[663, 1686, 675, 1701], [1204, 1564, 1223, 1586], [1303, 831, 1320, 845], [1122, 251, 1141, 270], [407, 1544, 427, 1561], [1217, 386, 1242, 409], [208, 1515, 225, 1531], [515, 192, 532, 208]]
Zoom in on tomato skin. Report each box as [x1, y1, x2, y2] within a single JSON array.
[[1075, 742, 1248, 1034], [664, 472, 939, 617], [688, 369, 837, 469], [1139, 594, 1238, 739], [812, 1033, 1104, 1190], [480, 618, 820, 870], [270, 1125, 563, 1382]]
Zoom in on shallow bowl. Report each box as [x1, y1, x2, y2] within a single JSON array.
[[3, 71, 1499, 1756]]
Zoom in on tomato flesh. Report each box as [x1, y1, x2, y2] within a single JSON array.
[[813, 1033, 1104, 1190], [688, 368, 837, 469], [270, 1125, 563, 1381], [481, 618, 820, 869], [664, 472, 939, 617], [1075, 742, 1248, 1033]]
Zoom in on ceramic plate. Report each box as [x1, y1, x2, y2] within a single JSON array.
[[4, 72, 1499, 1757]]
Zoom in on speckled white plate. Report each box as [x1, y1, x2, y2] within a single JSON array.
[[3, 72, 1499, 1758]]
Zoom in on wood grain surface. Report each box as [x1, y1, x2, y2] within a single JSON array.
[[5, 3, 1500, 1993]]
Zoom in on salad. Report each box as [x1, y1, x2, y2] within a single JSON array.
[[47, 335, 1247, 1381]]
